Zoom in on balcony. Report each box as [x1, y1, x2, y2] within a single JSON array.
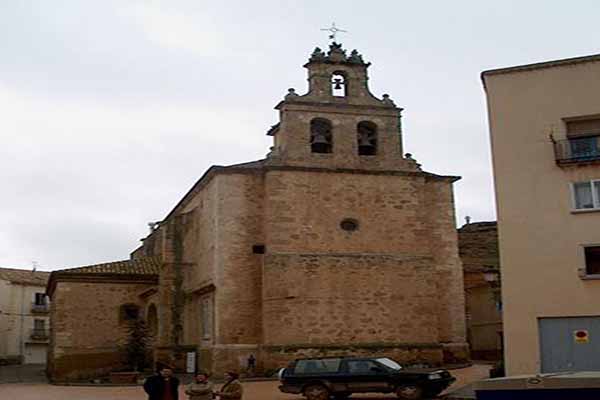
[[29, 328, 49, 341], [31, 302, 49, 313], [554, 135, 600, 165]]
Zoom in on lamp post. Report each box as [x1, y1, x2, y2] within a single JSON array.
[[483, 271, 499, 285]]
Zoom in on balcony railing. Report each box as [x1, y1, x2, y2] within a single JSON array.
[[554, 135, 600, 165], [29, 328, 49, 341], [31, 302, 49, 313]]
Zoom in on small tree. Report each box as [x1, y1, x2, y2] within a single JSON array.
[[123, 318, 152, 372]]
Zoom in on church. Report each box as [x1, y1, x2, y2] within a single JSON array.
[[46, 42, 468, 381]]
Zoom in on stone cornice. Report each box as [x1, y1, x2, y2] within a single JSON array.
[[274, 99, 402, 113]]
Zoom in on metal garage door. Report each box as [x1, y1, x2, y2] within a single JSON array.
[[24, 344, 47, 364], [539, 317, 600, 373]]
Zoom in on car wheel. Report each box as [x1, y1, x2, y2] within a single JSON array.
[[396, 384, 424, 400], [304, 384, 329, 400]]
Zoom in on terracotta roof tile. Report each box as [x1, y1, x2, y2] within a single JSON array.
[[0, 268, 50, 286], [55, 257, 160, 276]]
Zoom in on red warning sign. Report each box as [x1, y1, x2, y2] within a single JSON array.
[[574, 330, 589, 344]]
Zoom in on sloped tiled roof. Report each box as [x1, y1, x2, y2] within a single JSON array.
[[0, 268, 50, 286], [54, 257, 161, 275], [47, 257, 160, 297]]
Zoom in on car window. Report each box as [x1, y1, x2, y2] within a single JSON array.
[[376, 358, 402, 370], [294, 358, 341, 374], [346, 360, 383, 375]]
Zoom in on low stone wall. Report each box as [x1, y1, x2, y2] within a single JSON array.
[[49, 350, 123, 382]]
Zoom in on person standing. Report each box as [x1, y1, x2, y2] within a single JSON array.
[[144, 363, 180, 400], [214, 371, 243, 400], [185, 372, 213, 400], [246, 355, 256, 376]]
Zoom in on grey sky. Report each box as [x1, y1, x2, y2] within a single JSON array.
[[2, 1, 600, 270]]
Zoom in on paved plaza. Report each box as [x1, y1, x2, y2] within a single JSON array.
[[0, 364, 490, 400]]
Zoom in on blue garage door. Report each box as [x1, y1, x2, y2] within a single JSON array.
[[539, 317, 600, 373]]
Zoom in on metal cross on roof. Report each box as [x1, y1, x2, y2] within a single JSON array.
[[321, 22, 347, 42]]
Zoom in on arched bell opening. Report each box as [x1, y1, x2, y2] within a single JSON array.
[[357, 121, 378, 156], [310, 118, 333, 154], [331, 71, 347, 97]]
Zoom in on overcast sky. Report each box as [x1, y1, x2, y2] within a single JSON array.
[[2, 1, 600, 271]]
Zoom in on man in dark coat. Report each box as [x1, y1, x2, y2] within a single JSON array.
[[144, 363, 180, 400]]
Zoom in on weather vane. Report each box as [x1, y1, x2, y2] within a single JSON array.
[[321, 22, 347, 42]]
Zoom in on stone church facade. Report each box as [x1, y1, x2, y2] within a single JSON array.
[[46, 43, 467, 381]]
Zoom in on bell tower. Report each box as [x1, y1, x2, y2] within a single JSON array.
[[266, 42, 420, 172]]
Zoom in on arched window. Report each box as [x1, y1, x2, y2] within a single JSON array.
[[310, 118, 333, 154], [331, 71, 347, 97], [357, 121, 378, 156], [147, 303, 158, 338]]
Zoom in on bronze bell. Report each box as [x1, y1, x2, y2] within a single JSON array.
[[358, 134, 374, 147], [332, 78, 343, 89], [311, 133, 330, 145]]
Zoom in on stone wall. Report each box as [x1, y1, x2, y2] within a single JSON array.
[[273, 104, 412, 171], [458, 222, 499, 265], [262, 253, 438, 345], [212, 173, 264, 346], [263, 170, 431, 254], [48, 281, 154, 382], [422, 179, 468, 362], [145, 172, 266, 373], [458, 222, 502, 360], [259, 168, 468, 367]]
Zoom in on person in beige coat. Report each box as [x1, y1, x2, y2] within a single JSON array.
[[185, 372, 213, 400], [214, 371, 243, 400]]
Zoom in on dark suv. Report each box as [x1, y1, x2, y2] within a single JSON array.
[[278, 356, 455, 400]]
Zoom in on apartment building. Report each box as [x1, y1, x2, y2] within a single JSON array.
[[483, 54, 600, 375], [0, 268, 50, 364]]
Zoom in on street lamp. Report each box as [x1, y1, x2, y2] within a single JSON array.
[[483, 271, 499, 283]]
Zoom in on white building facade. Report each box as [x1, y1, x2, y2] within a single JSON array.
[[0, 268, 50, 365]]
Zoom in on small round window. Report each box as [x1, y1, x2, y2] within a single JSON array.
[[340, 218, 359, 232]]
